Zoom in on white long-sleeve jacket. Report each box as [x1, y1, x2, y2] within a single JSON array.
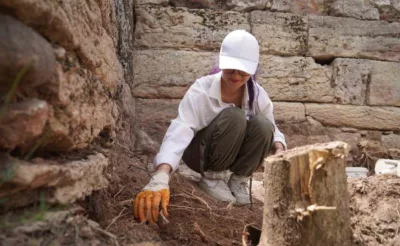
[[154, 71, 286, 172]]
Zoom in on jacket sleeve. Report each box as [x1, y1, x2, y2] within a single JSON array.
[[153, 82, 209, 172], [255, 85, 287, 149]]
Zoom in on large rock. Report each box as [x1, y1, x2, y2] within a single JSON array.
[[0, 99, 49, 151], [257, 55, 334, 102], [330, 0, 380, 20], [332, 58, 400, 106], [0, 14, 56, 95], [133, 50, 215, 99], [332, 59, 371, 105], [0, 153, 109, 207], [1, 0, 124, 92], [251, 11, 308, 55], [135, 6, 250, 50], [273, 102, 306, 123], [42, 63, 118, 152], [368, 60, 400, 107], [305, 104, 400, 131], [308, 15, 400, 62]]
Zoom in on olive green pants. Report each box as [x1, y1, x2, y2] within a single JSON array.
[[182, 107, 274, 177]]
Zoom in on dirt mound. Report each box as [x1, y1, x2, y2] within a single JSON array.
[[348, 175, 400, 246], [104, 161, 264, 246]]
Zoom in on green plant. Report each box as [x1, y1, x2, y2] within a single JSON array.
[[24, 128, 51, 160], [31, 191, 48, 221], [0, 61, 34, 119]]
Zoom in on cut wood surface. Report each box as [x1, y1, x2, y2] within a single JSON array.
[[260, 141, 352, 246]]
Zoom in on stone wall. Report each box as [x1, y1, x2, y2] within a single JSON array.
[[134, 0, 400, 159], [0, 0, 135, 209]]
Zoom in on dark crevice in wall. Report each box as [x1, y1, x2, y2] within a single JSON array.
[[312, 56, 335, 65]]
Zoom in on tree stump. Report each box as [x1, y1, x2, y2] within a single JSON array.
[[260, 141, 352, 246]]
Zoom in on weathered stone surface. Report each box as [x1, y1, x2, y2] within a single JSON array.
[[308, 15, 400, 62], [0, 153, 109, 205], [332, 58, 371, 105], [0, 99, 49, 150], [135, 99, 179, 154], [170, 0, 226, 8], [325, 127, 362, 152], [330, 0, 380, 20], [42, 63, 117, 152], [226, 0, 268, 11], [0, 14, 56, 95], [371, 0, 400, 22], [1, 0, 124, 92], [277, 116, 330, 148], [271, 0, 332, 15], [137, 0, 169, 5], [251, 11, 308, 55], [273, 102, 306, 123], [305, 104, 400, 131], [257, 55, 334, 102], [135, 6, 250, 50], [382, 134, 400, 149], [133, 50, 216, 98], [368, 60, 400, 107], [169, 0, 268, 10]]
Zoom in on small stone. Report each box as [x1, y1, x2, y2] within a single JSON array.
[[79, 226, 94, 239]]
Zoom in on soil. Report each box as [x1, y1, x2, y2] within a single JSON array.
[[348, 175, 400, 246], [1, 144, 399, 246]]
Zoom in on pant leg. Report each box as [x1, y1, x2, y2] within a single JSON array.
[[229, 115, 274, 177], [182, 107, 247, 174]]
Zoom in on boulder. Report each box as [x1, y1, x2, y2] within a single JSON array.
[[0, 99, 49, 151], [0, 153, 109, 208], [0, 14, 56, 95]]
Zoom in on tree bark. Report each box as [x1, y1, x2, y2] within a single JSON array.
[[259, 141, 352, 246]]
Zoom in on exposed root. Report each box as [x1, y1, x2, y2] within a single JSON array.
[[113, 185, 126, 200], [193, 221, 208, 243], [105, 208, 128, 231]]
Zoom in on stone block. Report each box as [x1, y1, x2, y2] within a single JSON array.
[[257, 55, 334, 102], [135, 6, 250, 50], [133, 50, 216, 98], [273, 102, 306, 123], [251, 11, 308, 55], [308, 15, 400, 62], [305, 103, 400, 131]]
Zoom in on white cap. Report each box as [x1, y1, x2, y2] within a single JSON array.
[[219, 30, 259, 75]]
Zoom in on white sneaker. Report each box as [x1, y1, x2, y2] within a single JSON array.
[[228, 174, 251, 206], [198, 171, 236, 203]]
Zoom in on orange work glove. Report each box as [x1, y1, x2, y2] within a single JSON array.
[[133, 171, 170, 224]]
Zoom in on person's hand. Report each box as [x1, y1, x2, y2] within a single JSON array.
[[133, 171, 170, 224]]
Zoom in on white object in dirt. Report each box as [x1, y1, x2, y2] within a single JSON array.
[[346, 167, 368, 178], [375, 159, 400, 176]]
